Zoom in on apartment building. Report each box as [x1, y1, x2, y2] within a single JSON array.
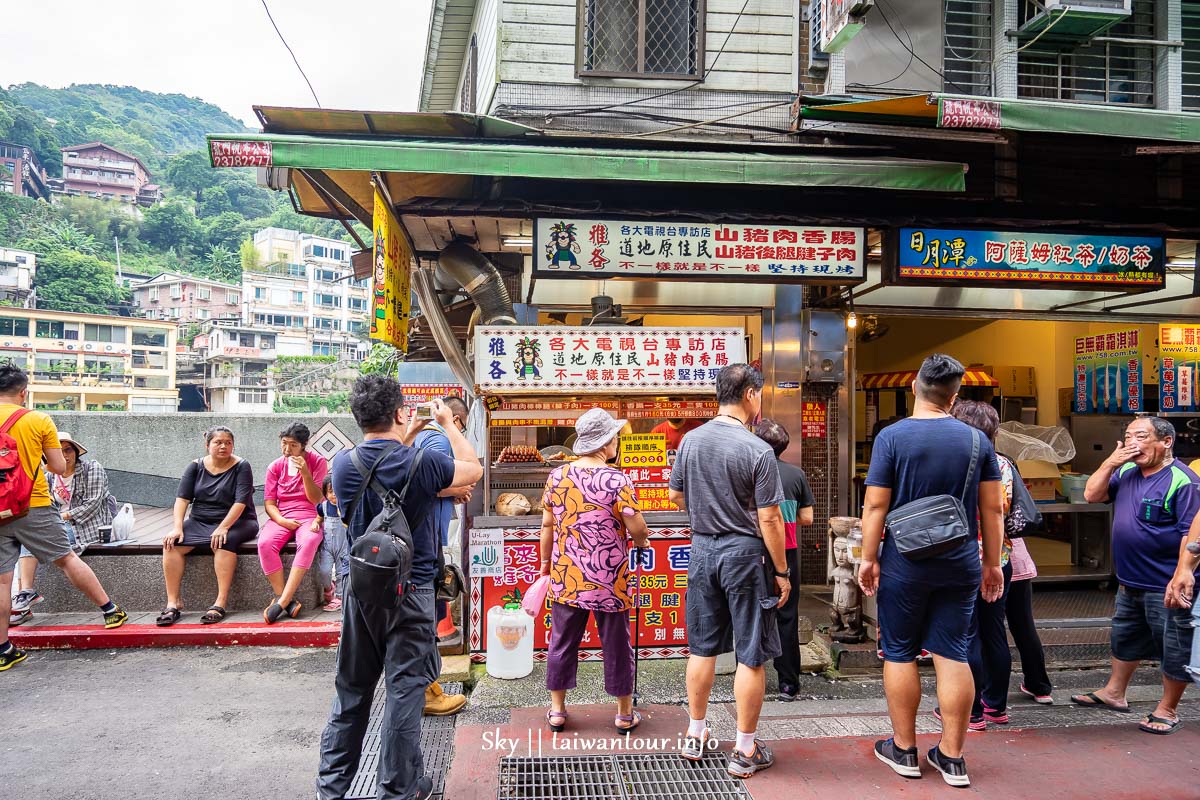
[[192, 321, 280, 413], [58, 142, 161, 206], [0, 142, 50, 202], [0, 248, 36, 306], [247, 227, 372, 359], [0, 308, 178, 412], [131, 272, 242, 325]]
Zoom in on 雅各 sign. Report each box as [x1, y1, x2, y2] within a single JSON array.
[[474, 327, 747, 394], [534, 219, 865, 284]]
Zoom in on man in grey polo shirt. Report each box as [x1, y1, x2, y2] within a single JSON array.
[[668, 363, 789, 779]]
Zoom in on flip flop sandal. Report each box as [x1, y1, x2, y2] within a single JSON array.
[[1070, 692, 1132, 713], [1139, 714, 1183, 735], [155, 607, 182, 627], [285, 600, 303, 619], [200, 606, 226, 625], [263, 602, 284, 624], [615, 710, 642, 734], [546, 709, 567, 732]]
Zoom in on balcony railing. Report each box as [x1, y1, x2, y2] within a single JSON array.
[[204, 375, 275, 390], [32, 371, 132, 387]]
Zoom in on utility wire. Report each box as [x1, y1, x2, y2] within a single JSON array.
[[260, 0, 322, 107], [874, 0, 971, 94]]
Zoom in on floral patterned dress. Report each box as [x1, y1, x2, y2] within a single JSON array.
[[542, 465, 640, 613]]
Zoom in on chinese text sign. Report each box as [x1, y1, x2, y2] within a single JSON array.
[[1074, 330, 1143, 414], [371, 185, 411, 352], [1160, 325, 1200, 412]]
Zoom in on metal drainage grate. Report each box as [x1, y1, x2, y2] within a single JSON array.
[[497, 753, 751, 800]]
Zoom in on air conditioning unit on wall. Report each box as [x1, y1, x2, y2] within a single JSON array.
[[1018, 0, 1132, 47]]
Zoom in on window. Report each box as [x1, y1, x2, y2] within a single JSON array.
[[170, 284, 182, 299], [132, 327, 167, 347], [0, 317, 30, 336], [130, 396, 176, 413], [316, 268, 340, 283], [254, 286, 267, 301], [132, 349, 167, 369], [460, 35, 478, 113], [134, 375, 171, 389], [315, 293, 341, 308], [82, 324, 127, 344], [238, 388, 269, 404], [197, 309, 210, 320], [1018, 0, 1155, 106], [351, 277, 369, 288], [330, 248, 345, 261], [943, 0, 992, 96], [349, 297, 367, 312], [292, 291, 305, 304], [227, 292, 241, 305], [348, 320, 368, 335], [314, 317, 341, 331], [312, 342, 341, 357], [287, 263, 306, 278], [260, 335, 276, 350], [580, 0, 702, 78], [1185, 2, 1200, 110], [148, 286, 159, 301], [35, 356, 76, 373], [197, 286, 211, 300], [36, 320, 66, 339], [254, 313, 306, 329], [84, 355, 125, 375], [311, 244, 326, 258]]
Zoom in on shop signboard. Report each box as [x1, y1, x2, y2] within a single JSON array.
[[1074, 329, 1143, 414], [1159, 324, 1200, 411], [370, 185, 412, 351], [895, 228, 1165, 290], [468, 527, 504, 579], [622, 400, 716, 419], [474, 327, 747, 394], [534, 219, 865, 284], [618, 434, 668, 468], [399, 383, 460, 410], [471, 529, 693, 661], [489, 399, 621, 427], [801, 401, 828, 438]]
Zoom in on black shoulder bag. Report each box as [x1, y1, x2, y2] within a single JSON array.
[[1005, 460, 1045, 538], [884, 428, 981, 561], [345, 444, 430, 608]]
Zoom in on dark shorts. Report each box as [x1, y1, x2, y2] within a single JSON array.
[[686, 533, 781, 668], [1111, 585, 1194, 682], [877, 572, 977, 663], [179, 515, 260, 553]]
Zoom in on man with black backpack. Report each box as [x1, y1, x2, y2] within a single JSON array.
[[317, 375, 482, 800]]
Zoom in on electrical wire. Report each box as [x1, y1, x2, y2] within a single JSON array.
[[624, 101, 793, 138], [260, 0, 322, 107], [874, 0, 972, 94]]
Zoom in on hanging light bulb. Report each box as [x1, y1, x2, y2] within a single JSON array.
[[846, 311, 858, 330]]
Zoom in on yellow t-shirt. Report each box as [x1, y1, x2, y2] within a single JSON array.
[[0, 403, 60, 508]]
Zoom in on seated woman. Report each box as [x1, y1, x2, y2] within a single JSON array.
[[10, 432, 114, 623], [540, 408, 650, 734], [258, 422, 328, 623], [159, 426, 259, 626]]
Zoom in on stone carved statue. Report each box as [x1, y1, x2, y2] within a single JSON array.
[[829, 534, 865, 643]]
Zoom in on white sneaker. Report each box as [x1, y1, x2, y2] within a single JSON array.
[[9, 608, 32, 626], [680, 724, 711, 761]]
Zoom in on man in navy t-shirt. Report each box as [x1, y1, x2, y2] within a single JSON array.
[[1072, 417, 1198, 735], [317, 376, 482, 800], [860, 354, 1004, 789]]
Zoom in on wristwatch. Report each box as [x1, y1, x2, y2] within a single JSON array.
[[773, 567, 791, 579]]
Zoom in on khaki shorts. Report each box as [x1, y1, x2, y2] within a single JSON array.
[[0, 506, 74, 575]]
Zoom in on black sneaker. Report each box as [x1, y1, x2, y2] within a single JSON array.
[[103, 606, 129, 630], [411, 775, 434, 800], [0, 646, 28, 672], [778, 682, 798, 702], [874, 738, 920, 779], [727, 740, 774, 778], [927, 745, 970, 788]]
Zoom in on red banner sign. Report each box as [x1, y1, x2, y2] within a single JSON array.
[[801, 401, 827, 439], [400, 384, 461, 410], [622, 400, 717, 420]]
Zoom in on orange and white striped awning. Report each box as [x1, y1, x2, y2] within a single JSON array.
[[859, 370, 998, 390]]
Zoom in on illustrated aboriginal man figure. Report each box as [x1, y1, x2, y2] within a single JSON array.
[[371, 229, 387, 334], [513, 337, 543, 381], [545, 222, 580, 269]]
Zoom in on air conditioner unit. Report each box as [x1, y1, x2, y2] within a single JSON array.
[[1018, 1, 1131, 47], [66, 344, 76, 350], [105, 345, 113, 352], [85, 343, 94, 351]]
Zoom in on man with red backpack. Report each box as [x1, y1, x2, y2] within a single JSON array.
[[0, 364, 128, 671]]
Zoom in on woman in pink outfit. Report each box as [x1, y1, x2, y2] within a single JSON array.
[[259, 422, 328, 622]]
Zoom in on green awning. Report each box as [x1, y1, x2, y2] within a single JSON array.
[[800, 93, 1200, 143], [207, 132, 966, 193]]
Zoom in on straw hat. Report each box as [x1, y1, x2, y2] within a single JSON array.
[[57, 432, 88, 457]]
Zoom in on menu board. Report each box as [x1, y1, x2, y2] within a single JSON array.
[[618, 434, 668, 468], [623, 400, 717, 419], [400, 384, 461, 410], [1160, 324, 1200, 411], [475, 327, 746, 394], [1074, 329, 1143, 414]]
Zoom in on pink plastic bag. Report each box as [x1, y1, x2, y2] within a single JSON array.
[[521, 575, 551, 617]]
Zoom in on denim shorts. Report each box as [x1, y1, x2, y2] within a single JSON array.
[[877, 573, 977, 663], [685, 533, 781, 668], [1111, 585, 1194, 682], [1189, 602, 1200, 686]]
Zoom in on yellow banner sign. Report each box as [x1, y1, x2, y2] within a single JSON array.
[[371, 185, 411, 352], [618, 433, 667, 468]]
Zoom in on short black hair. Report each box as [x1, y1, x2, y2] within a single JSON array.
[[280, 422, 311, 446], [0, 363, 29, 395], [322, 474, 333, 495], [916, 353, 965, 406], [350, 374, 405, 433], [715, 363, 763, 406], [754, 418, 790, 458], [204, 425, 234, 445], [442, 395, 469, 420], [1131, 416, 1176, 443], [950, 399, 999, 441]]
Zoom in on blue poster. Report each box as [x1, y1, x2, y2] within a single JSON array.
[[898, 228, 1165, 289]]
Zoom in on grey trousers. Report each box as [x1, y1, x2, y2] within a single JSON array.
[[316, 584, 439, 800]]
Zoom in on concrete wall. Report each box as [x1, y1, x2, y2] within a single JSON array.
[[47, 412, 363, 507]]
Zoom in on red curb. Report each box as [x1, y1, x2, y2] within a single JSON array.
[[10, 622, 341, 649]]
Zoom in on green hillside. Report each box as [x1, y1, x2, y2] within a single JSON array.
[[6, 82, 249, 176]]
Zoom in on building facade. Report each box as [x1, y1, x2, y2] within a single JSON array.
[[131, 272, 242, 325], [0, 308, 178, 412], [0, 142, 50, 201], [0, 248, 36, 306], [58, 142, 160, 206], [192, 321, 279, 413]]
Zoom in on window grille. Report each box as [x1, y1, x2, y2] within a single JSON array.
[[944, 0, 993, 96], [1017, 0, 1155, 106], [1184, 2, 1200, 110], [580, 0, 703, 78], [460, 35, 478, 113]]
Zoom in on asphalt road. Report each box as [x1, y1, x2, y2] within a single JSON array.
[[4, 647, 338, 800]]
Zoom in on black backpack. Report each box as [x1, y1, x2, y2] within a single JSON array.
[[345, 443, 429, 608], [1005, 460, 1045, 538]]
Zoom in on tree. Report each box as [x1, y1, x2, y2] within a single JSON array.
[[165, 150, 220, 200], [141, 200, 203, 254], [34, 250, 127, 314], [359, 342, 403, 376], [204, 211, 248, 251], [239, 239, 261, 271], [205, 245, 240, 283], [197, 185, 233, 218]]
